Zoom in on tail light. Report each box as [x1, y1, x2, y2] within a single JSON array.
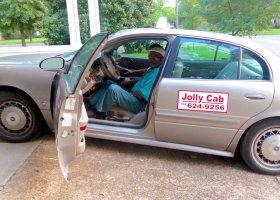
[[80, 125, 87, 131]]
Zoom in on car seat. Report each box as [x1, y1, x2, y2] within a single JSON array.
[[215, 60, 262, 80], [106, 106, 146, 124], [215, 61, 238, 79]]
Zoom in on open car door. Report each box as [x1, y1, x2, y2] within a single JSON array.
[[42, 33, 109, 181]]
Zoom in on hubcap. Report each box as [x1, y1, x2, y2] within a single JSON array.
[[254, 129, 280, 167], [261, 135, 280, 162], [1, 107, 26, 130], [0, 101, 32, 136]]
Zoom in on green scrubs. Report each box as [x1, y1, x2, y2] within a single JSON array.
[[89, 66, 159, 113]]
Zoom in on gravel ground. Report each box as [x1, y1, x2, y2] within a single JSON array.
[[0, 133, 280, 200]]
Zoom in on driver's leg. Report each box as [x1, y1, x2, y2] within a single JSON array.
[[89, 80, 115, 106], [95, 84, 144, 114]]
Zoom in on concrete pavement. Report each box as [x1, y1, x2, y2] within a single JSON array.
[[250, 35, 280, 57], [0, 138, 42, 186]]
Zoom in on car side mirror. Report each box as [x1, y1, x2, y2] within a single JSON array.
[[39, 57, 65, 71]]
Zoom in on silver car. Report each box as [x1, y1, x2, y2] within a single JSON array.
[[3, 28, 280, 177]]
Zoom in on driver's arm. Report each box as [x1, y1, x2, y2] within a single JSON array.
[[125, 68, 147, 75], [85, 75, 92, 83]]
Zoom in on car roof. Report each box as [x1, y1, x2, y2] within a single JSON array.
[[110, 28, 231, 40], [109, 28, 278, 59]]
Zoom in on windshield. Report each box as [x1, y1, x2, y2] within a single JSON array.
[[65, 33, 108, 93]]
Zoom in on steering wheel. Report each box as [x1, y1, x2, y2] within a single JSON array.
[[100, 52, 120, 80]]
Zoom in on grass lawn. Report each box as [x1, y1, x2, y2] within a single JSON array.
[[256, 29, 280, 35], [0, 37, 46, 45], [180, 44, 230, 60]]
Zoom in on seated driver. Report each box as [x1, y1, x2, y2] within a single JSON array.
[[87, 46, 165, 119]]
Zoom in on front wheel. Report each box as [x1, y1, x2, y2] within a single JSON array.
[[240, 119, 280, 175], [0, 91, 42, 142]]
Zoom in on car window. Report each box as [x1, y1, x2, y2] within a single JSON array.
[[240, 49, 269, 80], [172, 38, 232, 79], [66, 33, 108, 93], [113, 39, 167, 59], [171, 37, 269, 80], [176, 38, 230, 61], [111, 39, 168, 70]]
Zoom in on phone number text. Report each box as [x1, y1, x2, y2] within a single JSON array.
[[180, 102, 226, 112]]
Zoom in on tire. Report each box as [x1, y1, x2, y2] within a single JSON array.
[[240, 119, 280, 175], [0, 91, 41, 142]]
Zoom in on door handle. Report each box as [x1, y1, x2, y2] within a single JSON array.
[[244, 94, 265, 100]]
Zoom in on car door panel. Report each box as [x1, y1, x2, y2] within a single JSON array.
[[52, 72, 87, 181], [155, 78, 274, 150], [53, 33, 109, 180]]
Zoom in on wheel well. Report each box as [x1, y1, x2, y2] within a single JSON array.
[[236, 117, 280, 153], [0, 86, 47, 126], [50, 74, 59, 118]]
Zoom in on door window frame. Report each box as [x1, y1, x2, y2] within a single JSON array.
[[163, 36, 271, 81]]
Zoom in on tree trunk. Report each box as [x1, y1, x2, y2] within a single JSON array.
[[19, 24, 26, 47], [29, 30, 32, 43], [231, 30, 240, 36]]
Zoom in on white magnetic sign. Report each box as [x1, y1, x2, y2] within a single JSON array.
[[177, 90, 229, 113]]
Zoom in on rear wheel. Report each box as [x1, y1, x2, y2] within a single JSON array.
[[240, 119, 280, 175], [0, 91, 41, 142]]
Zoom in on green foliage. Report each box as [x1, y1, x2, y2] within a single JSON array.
[[78, 1, 90, 43], [100, 0, 154, 33], [41, 0, 155, 45], [79, 13, 91, 43], [178, 0, 206, 30], [197, 0, 280, 35], [41, 0, 90, 45], [0, 0, 48, 46], [38, 0, 69, 45], [40, 8, 70, 45], [150, 0, 176, 26]]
